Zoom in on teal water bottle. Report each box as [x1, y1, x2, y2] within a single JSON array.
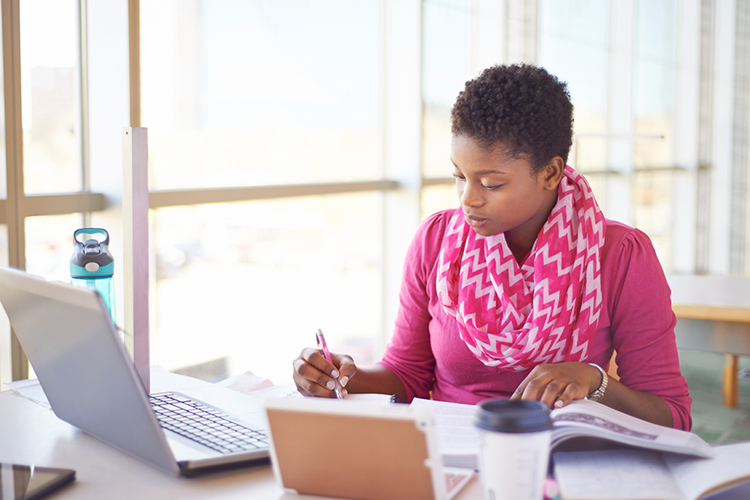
[[70, 228, 116, 324]]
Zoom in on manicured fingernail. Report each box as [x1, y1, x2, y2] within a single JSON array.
[[331, 369, 339, 378], [326, 380, 335, 390], [340, 376, 349, 387], [342, 389, 348, 397], [554, 400, 564, 408]]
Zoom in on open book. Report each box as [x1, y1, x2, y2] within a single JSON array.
[[410, 398, 714, 470], [553, 442, 750, 500]]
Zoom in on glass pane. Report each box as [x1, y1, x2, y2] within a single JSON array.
[[633, 169, 676, 268], [632, 0, 677, 271], [538, 0, 609, 172], [140, 1, 382, 190], [422, 0, 471, 179], [21, 215, 83, 382], [20, 0, 81, 194], [153, 193, 383, 384], [25, 214, 85, 281], [421, 184, 458, 220], [634, 0, 676, 170], [422, 0, 471, 177]]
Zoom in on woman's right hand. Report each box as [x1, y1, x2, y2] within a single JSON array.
[[292, 347, 357, 398]]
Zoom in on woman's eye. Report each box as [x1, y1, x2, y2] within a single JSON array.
[[483, 184, 501, 190], [452, 173, 465, 181]]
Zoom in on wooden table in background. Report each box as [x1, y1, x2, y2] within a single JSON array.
[[668, 275, 750, 408]]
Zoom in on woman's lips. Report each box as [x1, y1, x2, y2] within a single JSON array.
[[464, 214, 489, 228]]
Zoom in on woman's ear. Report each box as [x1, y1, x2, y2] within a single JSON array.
[[542, 157, 565, 191]]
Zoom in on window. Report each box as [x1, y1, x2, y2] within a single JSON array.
[[538, 0, 610, 204], [140, 0, 385, 383], [2, 0, 748, 387], [141, 1, 382, 190], [537, 0, 698, 273], [21, 0, 86, 284], [0, 0, 100, 385]]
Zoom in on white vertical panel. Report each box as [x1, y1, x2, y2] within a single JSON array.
[[672, 0, 702, 273], [605, 0, 635, 224], [381, 0, 422, 353], [123, 127, 150, 392], [709, 0, 736, 275]]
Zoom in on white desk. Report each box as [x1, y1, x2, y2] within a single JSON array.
[[6, 380, 750, 500], [0, 387, 483, 500]]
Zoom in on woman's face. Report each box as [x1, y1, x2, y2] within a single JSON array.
[[451, 135, 559, 242]]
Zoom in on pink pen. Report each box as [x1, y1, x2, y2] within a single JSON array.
[[315, 329, 344, 400]]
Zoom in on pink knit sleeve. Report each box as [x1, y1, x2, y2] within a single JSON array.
[[609, 229, 692, 431], [377, 212, 449, 402]]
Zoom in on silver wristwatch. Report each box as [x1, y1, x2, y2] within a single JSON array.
[[585, 363, 608, 402]]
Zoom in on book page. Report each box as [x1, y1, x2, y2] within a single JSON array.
[[410, 398, 480, 465], [553, 449, 684, 500], [665, 441, 750, 500], [344, 393, 396, 403], [551, 400, 713, 458], [443, 468, 475, 500]]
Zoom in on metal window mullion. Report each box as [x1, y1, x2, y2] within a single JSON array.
[[147, 181, 400, 209], [2, 0, 28, 380]]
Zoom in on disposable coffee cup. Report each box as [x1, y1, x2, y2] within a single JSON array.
[[475, 399, 552, 500]]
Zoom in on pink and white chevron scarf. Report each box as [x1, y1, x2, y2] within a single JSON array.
[[436, 166, 605, 371]]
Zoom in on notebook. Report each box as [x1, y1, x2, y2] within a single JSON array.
[[263, 397, 473, 500], [0, 266, 270, 477]]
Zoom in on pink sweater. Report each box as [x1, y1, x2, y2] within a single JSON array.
[[379, 208, 692, 431]]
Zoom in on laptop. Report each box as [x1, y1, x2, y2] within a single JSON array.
[[0, 266, 270, 476]]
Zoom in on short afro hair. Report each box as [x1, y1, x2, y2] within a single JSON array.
[[451, 64, 574, 172]]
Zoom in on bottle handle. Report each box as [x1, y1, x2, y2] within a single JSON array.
[[74, 228, 109, 246]]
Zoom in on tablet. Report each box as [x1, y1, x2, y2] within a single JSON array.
[[263, 398, 453, 500], [0, 464, 75, 500]]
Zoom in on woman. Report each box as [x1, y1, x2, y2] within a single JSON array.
[[292, 64, 692, 431]]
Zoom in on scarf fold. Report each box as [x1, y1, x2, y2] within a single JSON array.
[[436, 166, 605, 371]]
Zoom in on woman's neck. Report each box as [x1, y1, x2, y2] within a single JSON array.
[[504, 191, 559, 264]]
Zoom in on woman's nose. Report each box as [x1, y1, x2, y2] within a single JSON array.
[[460, 182, 484, 207]]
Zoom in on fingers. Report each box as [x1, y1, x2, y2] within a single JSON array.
[[511, 363, 591, 409], [552, 384, 580, 409], [292, 347, 355, 398], [332, 353, 356, 389], [303, 347, 340, 378]]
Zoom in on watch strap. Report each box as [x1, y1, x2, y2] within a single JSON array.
[[585, 362, 608, 402]]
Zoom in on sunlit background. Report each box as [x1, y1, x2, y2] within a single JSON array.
[[1, 0, 748, 387]]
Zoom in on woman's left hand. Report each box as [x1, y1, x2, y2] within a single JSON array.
[[509, 362, 602, 409]]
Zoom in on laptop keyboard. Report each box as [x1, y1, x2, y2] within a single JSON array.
[[149, 393, 268, 455]]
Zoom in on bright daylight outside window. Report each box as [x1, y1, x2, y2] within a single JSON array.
[[421, 0, 469, 218], [538, 0, 682, 272], [140, 1, 383, 385], [538, 0, 609, 204], [21, 0, 84, 283], [632, 0, 679, 269]]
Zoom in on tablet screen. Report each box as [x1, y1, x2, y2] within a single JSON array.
[[0, 464, 75, 500]]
